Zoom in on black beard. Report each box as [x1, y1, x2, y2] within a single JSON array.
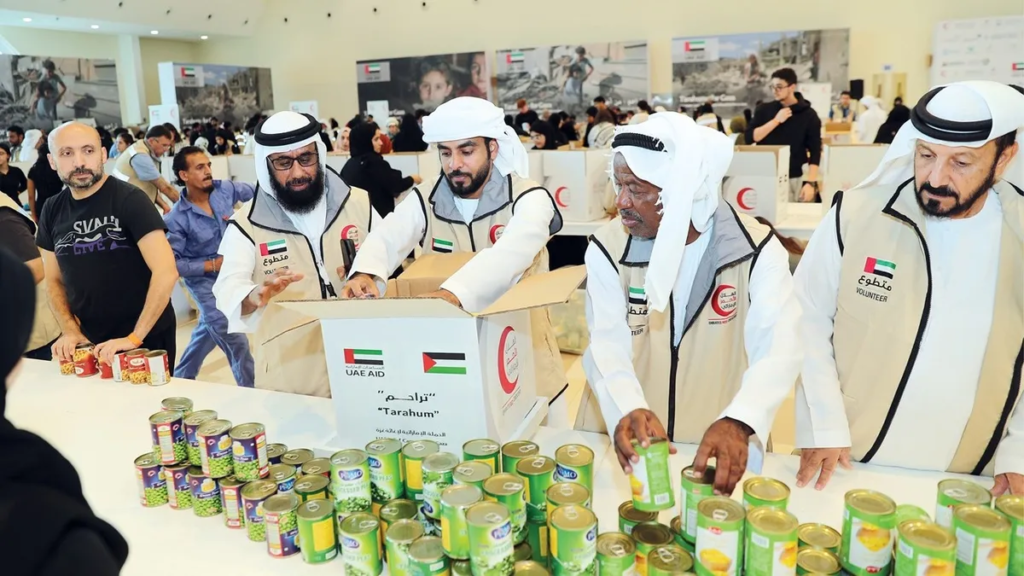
[[62, 168, 103, 191], [271, 166, 326, 214], [444, 162, 490, 198], [915, 160, 996, 218]]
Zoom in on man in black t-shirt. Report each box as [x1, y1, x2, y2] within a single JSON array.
[[35, 122, 180, 372]]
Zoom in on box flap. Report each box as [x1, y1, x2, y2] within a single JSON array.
[[392, 253, 477, 298], [478, 265, 586, 316], [276, 297, 470, 320]]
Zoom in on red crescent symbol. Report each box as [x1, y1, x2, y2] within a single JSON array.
[[736, 188, 755, 211], [711, 285, 737, 318], [497, 326, 519, 394], [554, 187, 569, 208], [489, 225, 505, 244]]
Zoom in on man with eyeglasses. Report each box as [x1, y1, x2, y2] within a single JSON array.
[[745, 68, 822, 203], [213, 111, 379, 396]]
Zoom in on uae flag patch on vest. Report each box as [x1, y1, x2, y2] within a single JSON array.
[[432, 238, 454, 253], [863, 257, 896, 279], [260, 239, 287, 256]]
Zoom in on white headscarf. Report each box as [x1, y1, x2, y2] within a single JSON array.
[[422, 97, 529, 178], [19, 129, 43, 163], [611, 112, 734, 313], [852, 81, 1024, 191]]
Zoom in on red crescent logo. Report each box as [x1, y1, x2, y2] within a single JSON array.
[[340, 225, 360, 248], [711, 284, 738, 318], [736, 187, 755, 211], [554, 187, 569, 208], [489, 224, 505, 244], [497, 326, 520, 394]]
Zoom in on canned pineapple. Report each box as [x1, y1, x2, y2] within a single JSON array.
[[387, 519, 425, 576], [680, 466, 716, 544], [441, 484, 484, 560], [297, 499, 338, 563], [502, 440, 540, 475], [648, 545, 695, 576], [796, 549, 841, 575], [840, 489, 897, 576], [619, 500, 659, 536], [403, 440, 440, 500], [367, 438, 404, 507], [454, 460, 493, 489], [895, 520, 955, 576], [597, 532, 638, 576], [554, 444, 594, 493], [340, 511, 383, 576], [630, 438, 675, 512], [550, 505, 598, 576], [422, 452, 460, 519], [546, 482, 591, 526], [670, 516, 691, 550], [518, 456, 557, 524], [467, 501, 515, 576], [408, 535, 450, 576], [464, 438, 502, 473], [695, 496, 746, 576], [743, 477, 790, 510], [935, 479, 991, 530], [797, 523, 841, 554], [952, 504, 1011, 576], [745, 506, 799, 576], [484, 473, 529, 545], [634, 521, 676, 576], [994, 495, 1022, 576]]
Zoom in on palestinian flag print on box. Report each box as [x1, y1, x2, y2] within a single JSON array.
[[259, 239, 286, 256], [864, 257, 896, 279], [422, 352, 466, 375], [344, 349, 383, 366], [432, 238, 454, 254]]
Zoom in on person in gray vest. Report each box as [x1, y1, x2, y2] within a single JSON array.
[[112, 124, 179, 213]]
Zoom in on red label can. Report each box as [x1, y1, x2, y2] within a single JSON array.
[[126, 348, 150, 385], [99, 358, 113, 379], [113, 352, 129, 382], [58, 359, 75, 376], [73, 344, 98, 377], [147, 350, 171, 386]]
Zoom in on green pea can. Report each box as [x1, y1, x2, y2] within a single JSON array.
[[994, 495, 1022, 576], [441, 484, 484, 559], [135, 453, 168, 507], [554, 444, 594, 493], [219, 475, 245, 528], [187, 465, 222, 518], [619, 501, 659, 536], [266, 442, 288, 465], [367, 438, 405, 509], [502, 440, 540, 475], [454, 460, 493, 489], [695, 496, 746, 576], [634, 522, 675, 576], [952, 504, 1011, 576], [515, 560, 550, 576], [331, 449, 372, 517], [743, 477, 791, 511], [380, 498, 419, 536], [264, 492, 300, 557], [680, 465, 716, 544], [183, 409, 217, 467], [149, 410, 187, 465], [281, 448, 315, 468], [518, 456, 557, 524], [453, 559, 474, 576], [597, 532, 637, 576], [464, 438, 502, 473], [387, 519, 425, 576], [295, 474, 330, 502], [840, 489, 897, 576], [796, 549, 841, 575], [403, 440, 440, 500], [241, 479, 278, 542], [161, 397, 193, 416], [630, 438, 675, 512], [341, 511, 383, 576], [546, 482, 591, 526], [297, 499, 339, 563], [745, 506, 799, 576], [269, 463, 297, 494], [515, 541, 534, 562], [467, 501, 516, 576], [935, 479, 992, 530], [529, 520, 551, 565], [301, 457, 332, 479], [421, 451, 459, 519], [550, 505, 598, 576], [648, 545, 695, 576], [229, 422, 269, 481], [163, 462, 192, 510], [894, 520, 955, 576], [485, 473, 529, 545], [409, 535, 450, 576], [797, 524, 841, 554]]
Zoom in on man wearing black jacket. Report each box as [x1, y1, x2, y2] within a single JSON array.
[[745, 68, 822, 202]]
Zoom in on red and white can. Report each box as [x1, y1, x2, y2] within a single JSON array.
[[126, 349, 149, 385], [147, 350, 171, 386], [99, 358, 113, 379], [73, 343, 98, 377], [113, 351, 129, 382]]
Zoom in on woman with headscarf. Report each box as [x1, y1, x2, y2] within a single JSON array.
[[26, 142, 63, 222], [341, 122, 423, 220], [214, 129, 240, 156], [337, 126, 351, 153], [18, 129, 43, 164], [587, 109, 617, 149], [0, 248, 129, 575], [529, 120, 563, 150], [391, 113, 428, 152], [872, 101, 911, 144]]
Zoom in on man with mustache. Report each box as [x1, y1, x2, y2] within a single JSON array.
[[34, 122, 180, 370], [112, 124, 180, 214], [165, 146, 255, 387], [213, 112, 379, 396], [794, 81, 1024, 495], [573, 113, 802, 496]]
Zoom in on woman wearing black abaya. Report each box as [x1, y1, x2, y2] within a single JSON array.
[[0, 248, 128, 576], [340, 122, 423, 218], [391, 113, 428, 152]]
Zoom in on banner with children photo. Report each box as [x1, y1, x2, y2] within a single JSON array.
[[355, 52, 491, 118]]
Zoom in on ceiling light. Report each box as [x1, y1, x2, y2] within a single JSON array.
[[22, 17, 31, 22], [200, 35, 208, 40], [150, 30, 159, 35], [91, 24, 100, 29]]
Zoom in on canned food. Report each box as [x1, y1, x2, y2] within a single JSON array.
[[744, 477, 791, 510], [454, 559, 474, 576], [634, 521, 675, 576], [264, 492, 300, 557], [515, 560, 550, 576], [745, 506, 799, 576], [197, 419, 233, 478], [515, 541, 534, 563], [146, 350, 171, 385], [149, 410, 187, 465], [58, 357, 74, 376], [797, 524, 841, 554], [295, 474, 331, 502], [183, 410, 218, 467], [99, 357, 113, 379], [502, 440, 541, 475], [418, 503, 443, 537], [380, 498, 420, 536], [340, 511, 383, 575], [896, 504, 931, 525], [994, 495, 1022, 576], [441, 484, 484, 560], [134, 453, 168, 507], [528, 520, 550, 565], [280, 448, 315, 468], [597, 532, 638, 576], [269, 463, 298, 494], [454, 460, 493, 489], [163, 462, 192, 510], [619, 501, 659, 536], [631, 439, 675, 512], [112, 351, 129, 381], [670, 516, 689, 549], [387, 519, 426, 576], [367, 438, 405, 505], [554, 444, 595, 493], [403, 440, 440, 499], [518, 456, 557, 524], [484, 473, 529, 545], [187, 465, 223, 518], [161, 397, 192, 416], [73, 343, 98, 377], [550, 505, 598, 576], [680, 465, 716, 544], [331, 449, 372, 516], [840, 489, 897, 576], [126, 348, 149, 384], [796, 549, 841, 575], [230, 422, 269, 481], [895, 520, 955, 576], [301, 457, 331, 479], [408, 535, 450, 576], [266, 443, 289, 465], [546, 482, 591, 526], [464, 439, 502, 473], [935, 479, 992, 530], [695, 496, 746, 576], [298, 499, 339, 563], [241, 479, 278, 542], [467, 501, 515, 576], [219, 475, 245, 529], [648, 545, 695, 576], [953, 504, 1011, 576], [422, 451, 460, 519]]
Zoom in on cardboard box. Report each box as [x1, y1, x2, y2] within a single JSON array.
[[277, 254, 585, 451], [722, 145, 791, 224], [542, 150, 610, 223], [821, 144, 889, 206]]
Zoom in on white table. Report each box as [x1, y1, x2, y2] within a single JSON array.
[[7, 360, 988, 576]]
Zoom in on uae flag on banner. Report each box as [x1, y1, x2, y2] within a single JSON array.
[[507, 52, 525, 64], [180, 66, 196, 78], [432, 238, 454, 254], [259, 239, 287, 256], [685, 40, 706, 52], [344, 349, 383, 366], [422, 352, 466, 375], [1014, 63, 1024, 71], [365, 63, 381, 74], [628, 286, 646, 305]]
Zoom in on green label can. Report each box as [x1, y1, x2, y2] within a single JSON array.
[[597, 532, 637, 576], [297, 499, 338, 563], [895, 520, 955, 576], [464, 439, 501, 473], [546, 482, 591, 526], [264, 493, 300, 558], [994, 495, 1022, 576], [935, 479, 992, 530], [386, 518, 425, 576], [441, 484, 484, 560], [797, 524, 841, 554], [340, 511, 383, 576], [796, 549, 841, 575], [515, 560, 551, 576], [529, 521, 550, 565], [403, 440, 440, 499], [633, 522, 675, 576], [422, 452, 459, 519], [680, 466, 716, 544], [840, 489, 897, 576], [745, 506, 799, 576], [367, 438, 405, 504], [331, 449, 372, 516], [409, 535, 450, 576], [241, 479, 279, 542], [218, 475, 245, 529], [630, 439, 675, 512], [554, 444, 594, 493], [515, 541, 534, 563], [695, 496, 746, 576], [502, 441, 540, 475], [453, 559, 473, 576], [295, 474, 330, 502], [619, 501, 659, 536], [518, 456, 557, 524], [648, 545, 695, 576], [743, 477, 791, 511], [952, 504, 1011, 576], [454, 460, 493, 490], [484, 473, 529, 545], [380, 498, 419, 537], [550, 505, 597, 576], [670, 516, 690, 550], [467, 501, 516, 576]]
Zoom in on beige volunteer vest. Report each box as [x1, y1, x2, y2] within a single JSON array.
[[112, 140, 160, 204], [0, 194, 62, 351], [415, 170, 567, 403], [831, 179, 1024, 475], [230, 168, 373, 397], [575, 203, 773, 443]]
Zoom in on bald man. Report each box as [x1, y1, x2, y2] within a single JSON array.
[[35, 122, 180, 371]]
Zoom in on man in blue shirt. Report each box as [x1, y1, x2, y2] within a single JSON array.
[[165, 146, 255, 386]]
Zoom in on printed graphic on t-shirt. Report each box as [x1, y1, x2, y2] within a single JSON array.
[[54, 216, 130, 256]]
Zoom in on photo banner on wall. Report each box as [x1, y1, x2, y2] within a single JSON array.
[[672, 29, 849, 118], [356, 52, 490, 118], [495, 42, 648, 116], [168, 63, 274, 128], [0, 55, 121, 131]]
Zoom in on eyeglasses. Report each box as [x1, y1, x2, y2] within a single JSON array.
[[770, 83, 791, 92], [268, 151, 318, 171]]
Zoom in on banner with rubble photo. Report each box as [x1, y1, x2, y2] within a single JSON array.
[[672, 29, 849, 119], [355, 52, 491, 118], [159, 63, 274, 128], [0, 55, 121, 132], [495, 42, 649, 117]]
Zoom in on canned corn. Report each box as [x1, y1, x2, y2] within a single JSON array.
[[695, 496, 746, 576], [454, 460, 493, 489], [630, 438, 674, 512], [634, 522, 676, 576], [745, 506, 799, 576], [550, 505, 598, 576], [297, 499, 338, 563], [197, 419, 234, 479], [518, 456, 557, 524], [367, 438, 405, 506], [546, 482, 591, 526], [597, 532, 638, 576], [649, 544, 694, 576], [797, 523, 841, 554], [796, 548, 841, 575], [895, 520, 955, 576], [619, 500, 659, 536], [229, 422, 269, 481], [266, 443, 288, 465], [264, 492, 300, 557], [280, 448, 315, 468], [743, 477, 790, 510], [464, 438, 501, 473], [183, 410, 218, 467], [331, 449, 372, 517], [241, 479, 278, 542], [952, 504, 1011, 576], [935, 479, 992, 530], [485, 473, 529, 545], [387, 519, 425, 576], [840, 489, 897, 576], [403, 440, 440, 499], [502, 440, 540, 475], [467, 501, 515, 576], [134, 453, 168, 507], [680, 466, 716, 544], [341, 511, 383, 576], [554, 444, 594, 493], [269, 463, 297, 494], [295, 474, 330, 502], [380, 498, 419, 536], [994, 495, 1022, 576], [409, 535, 450, 576], [441, 484, 484, 560], [219, 475, 245, 528]]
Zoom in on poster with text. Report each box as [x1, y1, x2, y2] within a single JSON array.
[[931, 16, 1023, 86], [171, 63, 274, 129], [0, 55, 120, 132], [356, 52, 490, 118], [672, 29, 849, 119], [495, 42, 648, 116]]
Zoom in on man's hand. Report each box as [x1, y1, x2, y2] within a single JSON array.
[[693, 418, 754, 496], [992, 473, 1024, 496], [417, 289, 462, 308], [94, 337, 137, 366], [342, 273, 380, 299], [614, 409, 676, 474], [774, 107, 793, 124], [51, 330, 89, 363], [248, 269, 305, 309], [336, 265, 347, 282], [796, 447, 853, 490], [412, 174, 423, 185], [800, 184, 817, 202]]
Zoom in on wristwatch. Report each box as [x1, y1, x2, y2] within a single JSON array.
[[802, 180, 820, 190]]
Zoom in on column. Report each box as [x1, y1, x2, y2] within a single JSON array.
[[117, 34, 146, 126]]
